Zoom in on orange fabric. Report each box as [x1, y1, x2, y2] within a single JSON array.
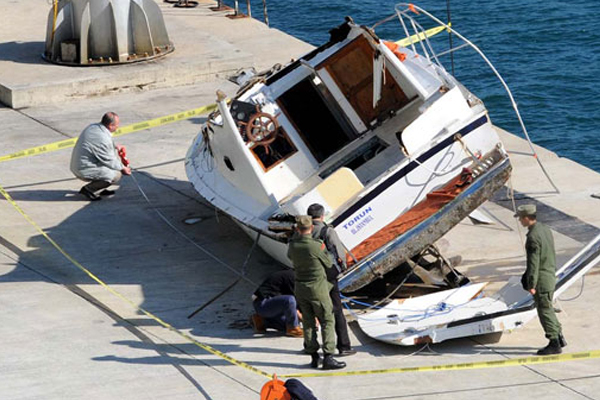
[[383, 41, 407, 62], [408, 3, 419, 14], [346, 171, 472, 266], [260, 376, 290, 400], [384, 41, 399, 52]]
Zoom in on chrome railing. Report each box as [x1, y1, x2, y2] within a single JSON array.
[[370, 3, 559, 193]]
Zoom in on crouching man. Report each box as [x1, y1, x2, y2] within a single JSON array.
[[251, 269, 304, 337], [70, 112, 131, 201]]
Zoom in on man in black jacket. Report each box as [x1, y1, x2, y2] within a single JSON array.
[[251, 270, 303, 337], [308, 203, 356, 356]]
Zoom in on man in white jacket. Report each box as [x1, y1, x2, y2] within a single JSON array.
[[70, 112, 131, 201]]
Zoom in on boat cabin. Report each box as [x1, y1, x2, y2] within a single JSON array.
[[207, 20, 466, 227]]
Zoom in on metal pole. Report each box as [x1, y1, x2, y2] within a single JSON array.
[[398, 3, 560, 194], [262, 0, 269, 26], [446, 0, 455, 76], [234, 0, 239, 15], [246, 0, 251, 18]]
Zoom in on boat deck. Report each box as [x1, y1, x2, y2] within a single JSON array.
[[1, 1, 600, 399]]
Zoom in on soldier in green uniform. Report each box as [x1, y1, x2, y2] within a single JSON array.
[[287, 215, 346, 370], [516, 204, 567, 355]]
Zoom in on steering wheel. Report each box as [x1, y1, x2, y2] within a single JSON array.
[[245, 112, 279, 146]]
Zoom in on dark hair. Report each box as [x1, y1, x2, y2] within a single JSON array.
[[101, 112, 118, 128], [307, 203, 325, 218]]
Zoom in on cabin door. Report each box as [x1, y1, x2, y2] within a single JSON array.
[[278, 77, 356, 163], [319, 35, 410, 126]]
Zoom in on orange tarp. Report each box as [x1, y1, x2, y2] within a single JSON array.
[[347, 170, 472, 266]]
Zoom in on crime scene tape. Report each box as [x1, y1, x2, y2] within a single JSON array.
[[281, 349, 600, 378], [396, 23, 450, 47], [2, 182, 600, 382], [0, 182, 271, 380], [0, 103, 217, 164]]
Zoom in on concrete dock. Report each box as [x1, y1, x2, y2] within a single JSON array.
[[1, 1, 600, 399]]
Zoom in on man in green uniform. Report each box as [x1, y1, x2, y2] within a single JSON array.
[[287, 215, 346, 370], [516, 204, 567, 355]]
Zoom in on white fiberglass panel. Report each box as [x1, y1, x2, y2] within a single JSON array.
[[334, 120, 498, 251], [402, 87, 472, 155]]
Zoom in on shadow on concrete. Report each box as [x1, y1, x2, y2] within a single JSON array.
[[6, 189, 84, 202], [0, 166, 530, 381], [0, 41, 47, 65], [0, 168, 292, 371]]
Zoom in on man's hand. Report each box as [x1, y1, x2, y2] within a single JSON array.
[[529, 288, 536, 295], [116, 144, 124, 151], [121, 166, 132, 175]]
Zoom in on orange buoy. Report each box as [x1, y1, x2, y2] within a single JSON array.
[[260, 375, 291, 400]]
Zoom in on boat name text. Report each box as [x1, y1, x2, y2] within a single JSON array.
[[343, 206, 374, 235]]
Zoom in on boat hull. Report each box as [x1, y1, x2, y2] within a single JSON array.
[[230, 149, 511, 292], [339, 153, 512, 292]]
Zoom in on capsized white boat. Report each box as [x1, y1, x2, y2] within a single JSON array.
[[357, 234, 600, 345], [185, 4, 513, 292]]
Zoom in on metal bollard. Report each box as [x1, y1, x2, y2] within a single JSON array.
[[210, 0, 232, 11], [227, 0, 248, 19]]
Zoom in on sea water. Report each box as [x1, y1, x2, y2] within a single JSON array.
[[232, 0, 600, 172]]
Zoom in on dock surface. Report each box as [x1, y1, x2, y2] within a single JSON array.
[[1, 1, 600, 399]]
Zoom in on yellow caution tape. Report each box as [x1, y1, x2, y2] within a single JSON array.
[[0, 103, 217, 164], [2, 181, 600, 381], [281, 349, 600, 378], [396, 23, 451, 47], [0, 182, 270, 380], [0, 25, 449, 166]]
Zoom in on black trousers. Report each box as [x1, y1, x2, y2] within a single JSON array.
[[82, 171, 122, 193], [330, 280, 351, 351]]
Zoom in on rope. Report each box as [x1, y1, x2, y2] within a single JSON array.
[[130, 170, 257, 287], [558, 275, 586, 302], [187, 232, 262, 319], [508, 178, 527, 255], [396, 3, 560, 194]]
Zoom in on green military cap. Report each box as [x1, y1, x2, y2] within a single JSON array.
[[514, 204, 536, 218], [296, 215, 313, 229]]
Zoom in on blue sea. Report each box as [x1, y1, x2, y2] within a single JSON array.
[[229, 0, 600, 172]]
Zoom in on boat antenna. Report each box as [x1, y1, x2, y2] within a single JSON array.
[[446, 0, 455, 76]]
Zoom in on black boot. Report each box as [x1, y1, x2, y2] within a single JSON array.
[[79, 187, 101, 201], [309, 353, 320, 369], [537, 339, 562, 355], [558, 333, 567, 348], [322, 354, 346, 370]]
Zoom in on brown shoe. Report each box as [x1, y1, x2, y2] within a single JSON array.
[[286, 326, 304, 338], [250, 314, 266, 333]]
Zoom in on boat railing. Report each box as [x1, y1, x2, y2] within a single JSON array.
[[371, 3, 559, 194], [212, 0, 270, 26]]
